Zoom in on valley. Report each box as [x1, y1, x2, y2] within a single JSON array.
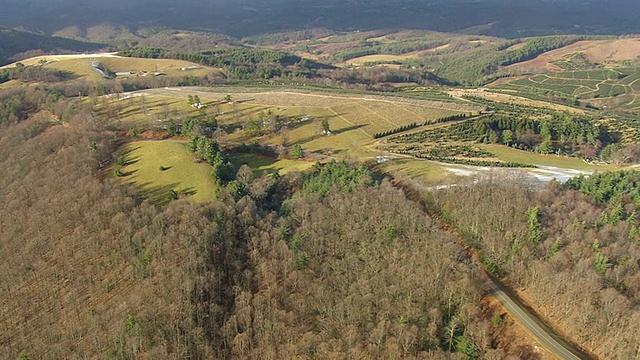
[[2, 7, 640, 358]]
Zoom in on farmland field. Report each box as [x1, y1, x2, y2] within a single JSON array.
[[491, 66, 640, 110], [505, 38, 640, 73], [102, 84, 624, 184], [108, 86, 477, 159]]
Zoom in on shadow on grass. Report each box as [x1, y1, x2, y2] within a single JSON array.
[[124, 156, 141, 166], [180, 187, 197, 197], [285, 115, 334, 131], [294, 124, 368, 144], [230, 153, 280, 177], [332, 124, 367, 135], [231, 153, 278, 169], [121, 169, 138, 176], [129, 181, 181, 205]]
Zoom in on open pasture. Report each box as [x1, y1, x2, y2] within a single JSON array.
[[109, 87, 475, 154], [118, 140, 217, 203], [1, 54, 220, 82], [344, 53, 421, 66]]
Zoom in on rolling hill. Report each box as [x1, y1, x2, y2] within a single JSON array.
[[0, 27, 103, 66]]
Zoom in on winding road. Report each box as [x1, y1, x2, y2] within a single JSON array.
[[395, 181, 593, 360], [489, 279, 591, 360]]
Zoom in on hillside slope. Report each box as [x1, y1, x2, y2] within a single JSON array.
[[0, 107, 503, 358], [0, 27, 103, 66]]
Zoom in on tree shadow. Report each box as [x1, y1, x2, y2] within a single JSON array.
[[124, 156, 141, 166], [180, 187, 197, 197], [121, 169, 138, 177], [294, 124, 368, 144], [332, 124, 367, 135], [285, 115, 333, 130], [128, 181, 182, 205]]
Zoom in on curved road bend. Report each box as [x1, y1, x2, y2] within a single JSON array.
[[391, 181, 592, 359], [489, 279, 591, 360]]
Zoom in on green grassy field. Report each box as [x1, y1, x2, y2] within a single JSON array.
[[106, 87, 475, 161], [116, 140, 316, 203], [118, 140, 217, 203], [230, 153, 315, 176]]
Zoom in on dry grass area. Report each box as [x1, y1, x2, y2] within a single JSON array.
[[113, 87, 475, 159], [1, 54, 220, 82], [450, 89, 586, 114], [344, 52, 421, 66], [506, 38, 640, 73]]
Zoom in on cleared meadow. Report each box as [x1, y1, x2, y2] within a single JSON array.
[[111, 87, 476, 158], [119, 141, 217, 203], [1, 54, 220, 82]]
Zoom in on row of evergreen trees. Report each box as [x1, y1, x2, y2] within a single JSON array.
[[373, 113, 471, 139], [373, 122, 418, 139], [432, 113, 470, 124]]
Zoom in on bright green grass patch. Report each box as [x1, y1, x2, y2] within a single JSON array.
[[231, 153, 315, 176], [119, 140, 216, 203]]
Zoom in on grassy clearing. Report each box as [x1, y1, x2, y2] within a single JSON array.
[[108, 86, 474, 160], [230, 153, 315, 176], [378, 158, 450, 184], [3, 54, 220, 82], [478, 144, 619, 171], [345, 53, 420, 66], [118, 140, 216, 203], [105, 86, 621, 185]]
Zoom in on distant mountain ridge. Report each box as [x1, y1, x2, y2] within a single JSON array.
[[1, 0, 640, 38]]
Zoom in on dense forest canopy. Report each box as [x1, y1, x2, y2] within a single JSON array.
[[0, 88, 507, 358], [429, 176, 640, 359]]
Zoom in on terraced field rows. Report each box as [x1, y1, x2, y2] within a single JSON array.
[[494, 66, 640, 110]]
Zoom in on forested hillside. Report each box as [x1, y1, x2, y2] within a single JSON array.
[[0, 92, 507, 358], [430, 177, 640, 358]]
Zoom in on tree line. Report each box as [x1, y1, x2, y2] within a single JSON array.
[[121, 46, 333, 81]]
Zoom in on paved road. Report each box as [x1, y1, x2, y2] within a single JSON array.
[[396, 181, 594, 360], [489, 280, 591, 360]]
